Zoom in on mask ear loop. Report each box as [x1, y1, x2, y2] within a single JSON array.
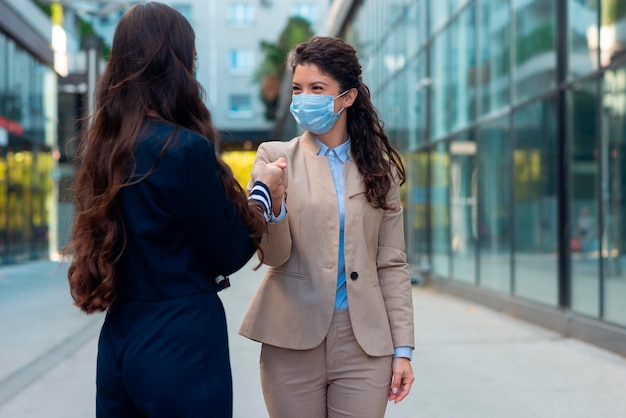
[[334, 90, 351, 114]]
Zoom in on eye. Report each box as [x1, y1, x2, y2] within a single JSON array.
[[292, 86, 302, 94]]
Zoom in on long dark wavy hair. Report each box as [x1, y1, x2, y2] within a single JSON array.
[[67, 2, 265, 313], [288, 36, 406, 209]]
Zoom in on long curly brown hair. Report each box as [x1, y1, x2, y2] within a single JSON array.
[[288, 36, 406, 209], [67, 2, 265, 313]]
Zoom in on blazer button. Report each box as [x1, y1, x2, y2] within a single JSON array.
[[350, 271, 358, 280]]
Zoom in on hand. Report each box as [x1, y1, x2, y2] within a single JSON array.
[[251, 158, 287, 215], [388, 357, 414, 404]]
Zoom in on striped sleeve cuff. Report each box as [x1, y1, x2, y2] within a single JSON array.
[[248, 181, 272, 222]]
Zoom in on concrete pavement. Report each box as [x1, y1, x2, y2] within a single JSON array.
[[1, 259, 626, 417]]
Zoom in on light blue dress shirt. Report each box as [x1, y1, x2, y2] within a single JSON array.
[[315, 138, 411, 360]]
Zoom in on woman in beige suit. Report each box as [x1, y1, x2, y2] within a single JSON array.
[[241, 36, 414, 418]]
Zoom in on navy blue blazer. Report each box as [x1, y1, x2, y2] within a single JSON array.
[[96, 119, 255, 417], [116, 119, 256, 300]]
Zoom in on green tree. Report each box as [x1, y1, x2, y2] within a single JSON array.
[[255, 16, 314, 120], [603, 0, 626, 25]]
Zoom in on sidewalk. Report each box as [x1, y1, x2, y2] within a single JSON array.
[[1, 260, 626, 417]]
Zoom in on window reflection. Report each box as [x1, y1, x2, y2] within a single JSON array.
[[431, 141, 451, 276], [569, 79, 600, 317], [512, 0, 557, 103], [431, 0, 451, 34], [406, 150, 429, 270], [569, 0, 599, 78], [0, 29, 55, 262], [513, 99, 558, 305], [431, 31, 448, 139], [478, 118, 512, 292], [478, 0, 510, 115], [600, 0, 626, 66], [450, 5, 476, 132], [450, 133, 477, 283], [603, 66, 626, 326]]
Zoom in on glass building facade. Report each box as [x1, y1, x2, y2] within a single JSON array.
[[323, 0, 626, 353], [0, 3, 57, 263]]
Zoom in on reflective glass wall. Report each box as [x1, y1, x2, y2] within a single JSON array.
[[342, 0, 626, 329], [0, 31, 56, 263]]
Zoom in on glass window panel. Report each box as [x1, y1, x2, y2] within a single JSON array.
[[477, 0, 510, 116], [450, 133, 477, 284], [32, 150, 51, 253], [512, 0, 557, 103], [600, 0, 626, 67], [379, 70, 407, 152], [404, 1, 427, 58], [452, 0, 472, 11], [7, 150, 28, 257], [228, 94, 252, 118], [602, 66, 626, 326], [406, 150, 430, 270], [477, 117, 512, 292], [513, 98, 558, 306], [431, 0, 451, 34], [569, 79, 601, 317], [229, 49, 254, 73], [431, 141, 451, 276], [450, 5, 476, 132], [569, 0, 599, 79], [0, 33, 6, 117], [228, 3, 254, 26], [430, 31, 449, 139], [0, 153, 6, 257], [412, 54, 428, 149]]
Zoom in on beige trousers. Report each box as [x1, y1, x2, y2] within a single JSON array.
[[259, 309, 393, 418]]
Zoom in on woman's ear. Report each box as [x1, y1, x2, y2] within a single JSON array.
[[343, 87, 358, 108]]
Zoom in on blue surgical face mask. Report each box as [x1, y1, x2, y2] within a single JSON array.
[[289, 90, 349, 135]]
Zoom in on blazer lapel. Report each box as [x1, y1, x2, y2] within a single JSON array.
[[345, 149, 364, 199], [301, 133, 336, 203]]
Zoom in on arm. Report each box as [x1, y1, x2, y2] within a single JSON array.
[[376, 176, 415, 403], [169, 133, 257, 277]]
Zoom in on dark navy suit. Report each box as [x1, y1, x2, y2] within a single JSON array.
[[96, 119, 257, 417]]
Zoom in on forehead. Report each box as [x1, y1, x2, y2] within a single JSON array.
[[293, 63, 338, 86]]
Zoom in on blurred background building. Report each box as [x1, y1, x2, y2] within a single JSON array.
[[0, 0, 60, 263], [84, 0, 329, 149]]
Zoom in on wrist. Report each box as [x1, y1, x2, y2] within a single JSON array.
[[248, 182, 272, 222]]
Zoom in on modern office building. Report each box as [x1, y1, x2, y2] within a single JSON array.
[[279, 0, 626, 354], [85, 0, 330, 149], [0, 0, 61, 263]]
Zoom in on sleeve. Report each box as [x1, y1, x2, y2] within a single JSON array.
[[168, 132, 258, 277], [251, 143, 292, 267], [377, 176, 415, 350]]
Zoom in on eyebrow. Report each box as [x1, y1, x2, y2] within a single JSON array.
[[292, 81, 330, 87]]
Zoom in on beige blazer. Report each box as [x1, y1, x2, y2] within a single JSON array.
[[239, 132, 414, 357]]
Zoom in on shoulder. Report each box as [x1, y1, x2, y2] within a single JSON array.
[[257, 136, 301, 158], [257, 136, 299, 151], [144, 121, 214, 156]]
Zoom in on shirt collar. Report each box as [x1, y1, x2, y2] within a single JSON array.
[[314, 137, 351, 163]]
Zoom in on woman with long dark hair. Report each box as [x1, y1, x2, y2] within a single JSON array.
[[67, 2, 285, 416], [239, 36, 414, 417]]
